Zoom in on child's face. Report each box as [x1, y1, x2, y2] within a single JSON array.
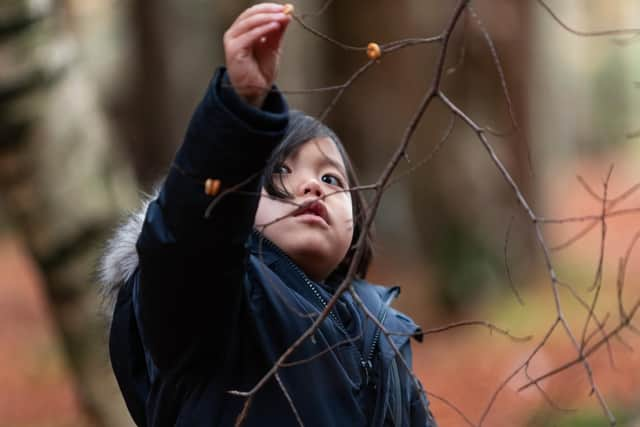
[[254, 137, 354, 281]]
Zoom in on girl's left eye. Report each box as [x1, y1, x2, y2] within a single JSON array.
[[321, 174, 344, 188]]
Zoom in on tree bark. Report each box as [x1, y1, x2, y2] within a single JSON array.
[[0, 1, 136, 425]]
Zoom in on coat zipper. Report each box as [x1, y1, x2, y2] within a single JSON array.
[[256, 234, 379, 385], [367, 309, 388, 363]]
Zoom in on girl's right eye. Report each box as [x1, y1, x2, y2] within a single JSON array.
[[275, 164, 291, 174]]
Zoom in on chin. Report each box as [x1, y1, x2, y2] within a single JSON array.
[[288, 233, 332, 259], [283, 233, 344, 280]]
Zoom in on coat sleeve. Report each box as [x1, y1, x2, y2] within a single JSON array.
[[132, 68, 288, 371]]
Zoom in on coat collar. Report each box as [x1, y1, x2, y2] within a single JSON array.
[[249, 230, 423, 352], [248, 230, 338, 293], [248, 230, 287, 269]]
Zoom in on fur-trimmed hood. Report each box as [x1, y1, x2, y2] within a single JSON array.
[[98, 191, 156, 317]]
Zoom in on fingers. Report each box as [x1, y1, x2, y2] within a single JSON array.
[[224, 3, 290, 57], [258, 17, 290, 49], [223, 3, 292, 107], [227, 3, 288, 37], [227, 20, 283, 55], [230, 3, 286, 35], [226, 11, 289, 40]]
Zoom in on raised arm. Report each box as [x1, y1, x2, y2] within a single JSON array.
[[133, 4, 291, 371]]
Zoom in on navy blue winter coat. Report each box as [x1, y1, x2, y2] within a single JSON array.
[[105, 68, 437, 427]]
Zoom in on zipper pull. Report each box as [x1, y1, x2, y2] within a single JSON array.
[[361, 359, 373, 385]]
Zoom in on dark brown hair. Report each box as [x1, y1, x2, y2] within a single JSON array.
[[261, 110, 373, 281]]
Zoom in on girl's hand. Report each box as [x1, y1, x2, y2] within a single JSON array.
[[224, 3, 291, 108]]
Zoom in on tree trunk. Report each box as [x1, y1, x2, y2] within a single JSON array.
[[0, 1, 136, 425]]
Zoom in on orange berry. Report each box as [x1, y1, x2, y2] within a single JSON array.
[[204, 178, 221, 196], [367, 42, 381, 60], [283, 4, 294, 15]]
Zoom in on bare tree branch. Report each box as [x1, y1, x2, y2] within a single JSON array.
[[438, 89, 616, 425], [421, 320, 531, 342], [211, 2, 640, 425], [479, 318, 560, 425]]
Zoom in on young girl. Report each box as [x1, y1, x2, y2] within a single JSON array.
[[102, 3, 436, 426]]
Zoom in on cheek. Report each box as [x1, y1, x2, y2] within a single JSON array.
[[254, 192, 297, 234], [337, 196, 355, 241], [254, 193, 280, 227]]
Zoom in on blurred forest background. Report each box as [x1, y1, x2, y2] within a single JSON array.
[[1, 0, 639, 426]]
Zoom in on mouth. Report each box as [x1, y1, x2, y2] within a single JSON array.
[[293, 200, 329, 225]]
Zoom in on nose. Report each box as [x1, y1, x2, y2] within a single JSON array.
[[299, 178, 323, 198]]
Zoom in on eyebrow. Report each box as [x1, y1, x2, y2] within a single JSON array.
[[321, 156, 348, 179], [308, 140, 348, 178]]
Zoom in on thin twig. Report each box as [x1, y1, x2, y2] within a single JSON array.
[[468, 4, 537, 177], [299, 0, 335, 19], [609, 182, 640, 206], [421, 320, 531, 342], [234, 396, 254, 427], [386, 113, 455, 188], [468, 5, 519, 132], [319, 60, 375, 121], [545, 179, 640, 250], [524, 365, 576, 412], [438, 91, 616, 425], [504, 214, 525, 305], [382, 36, 444, 53], [275, 373, 305, 426], [550, 220, 599, 251], [617, 231, 640, 323], [580, 167, 613, 355], [577, 175, 602, 202], [348, 287, 476, 426], [291, 14, 365, 51], [558, 280, 631, 355], [204, 171, 263, 218], [446, 7, 469, 77], [426, 390, 477, 427], [519, 298, 640, 392], [538, 207, 640, 224], [479, 318, 559, 426], [280, 334, 362, 367]]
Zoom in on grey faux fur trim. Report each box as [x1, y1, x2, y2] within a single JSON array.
[[98, 189, 157, 317]]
